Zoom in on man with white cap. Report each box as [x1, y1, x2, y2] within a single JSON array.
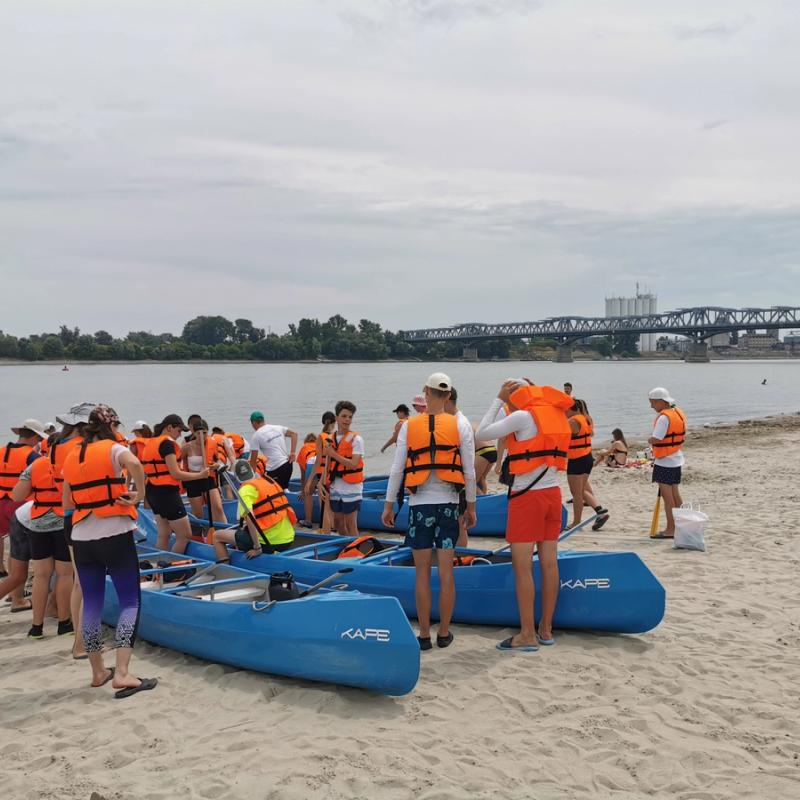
[[648, 387, 686, 538], [0, 419, 49, 610], [382, 373, 477, 651]]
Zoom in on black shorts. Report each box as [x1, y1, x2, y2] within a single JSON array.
[[652, 465, 682, 485], [184, 476, 218, 499], [475, 447, 498, 465], [567, 453, 594, 476], [233, 528, 295, 554], [8, 516, 31, 561], [28, 527, 70, 562], [267, 461, 293, 490], [145, 484, 187, 522]]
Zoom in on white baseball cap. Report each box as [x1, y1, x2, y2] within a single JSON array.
[[424, 372, 453, 392], [131, 420, 150, 432], [648, 387, 675, 404]]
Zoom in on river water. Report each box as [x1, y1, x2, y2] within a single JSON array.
[[1, 360, 797, 472]]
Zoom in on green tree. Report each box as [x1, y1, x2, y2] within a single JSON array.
[[59, 325, 80, 346], [595, 337, 613, 358], [233, 319, 265, 344], [0, 331, 21, 358], [94, 330, 114, 346], [612, 332, 640, 357], [182, 316, 235, 346], [41, 335, 65, 359]]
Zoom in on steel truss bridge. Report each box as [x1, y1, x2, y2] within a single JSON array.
[[400, 306, 800, 362]]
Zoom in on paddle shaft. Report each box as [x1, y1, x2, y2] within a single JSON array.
[[650, 488, 661, 537], [219, 467, 264, 550], [197, 428, 214, 532], [298, 567, 354, 598]]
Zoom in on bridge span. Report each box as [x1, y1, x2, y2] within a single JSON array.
[[400, 306, 800, 362]]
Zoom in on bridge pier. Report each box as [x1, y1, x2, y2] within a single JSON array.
[[462, 345, 479, 361], [684, 341, 710, 363], [554, 344, 574, 363]]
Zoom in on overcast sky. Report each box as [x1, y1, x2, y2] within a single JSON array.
[[2, 0, 798, 337]]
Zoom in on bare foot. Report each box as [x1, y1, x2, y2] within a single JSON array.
[[512, 634, 538, 648]]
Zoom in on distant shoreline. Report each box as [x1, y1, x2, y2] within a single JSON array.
[[1, 354, 798, 367]]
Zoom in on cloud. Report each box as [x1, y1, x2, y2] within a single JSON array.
[[673, 16, 753, 41]]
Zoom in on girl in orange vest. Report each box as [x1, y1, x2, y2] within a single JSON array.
[[301, 411, 336, 532], [142, 414, 208, 554], [321, 401, 364, 537], [647, 387, 686, 538], [180, 419, 227, 525], [296, 434, 318, 526], [62, 404, 155, 696], [566, 399, 609, 531]]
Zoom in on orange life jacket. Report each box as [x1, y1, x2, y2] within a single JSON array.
[[652, 407, 686, 457], [114, 430, 127, 444], [337, 536, 382, 559], [39, 438, 50, 457], [297, 442, 316, 471], [241, 477, 296, 536], [254, 453, 268, 478], [141, 435, 181, 487], [29, 456, 64, 518], [568, 414, 593, 460], [47, 437, 83, 496], [128, 437, 148, 461], [225, 432, 246, 458], [327, 431, 364, 485], [62, 440, 137, 524], [314, 431, 333, 476], [453, 554, 478, 566], [505, 385, 572, 475], [0, 442, 33, 499], [209, 433, 228, 462], [403, 414, 464, 491]]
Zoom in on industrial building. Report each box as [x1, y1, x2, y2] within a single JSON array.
[[605, 288, 657, 352]]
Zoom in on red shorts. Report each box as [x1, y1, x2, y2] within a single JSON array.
[[506, 486, 562, 543], [0, 497, 23, 537]]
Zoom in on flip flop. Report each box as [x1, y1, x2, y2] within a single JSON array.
[[536, 634, 556, 646], [114, 677, 158, 699], [91, 667, 115, 688], [496, 636, 538, 653], [651, 531, 674, 539], [10, 601, 33, 613]]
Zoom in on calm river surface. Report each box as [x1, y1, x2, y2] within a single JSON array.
[[1, 360, 797, 472]]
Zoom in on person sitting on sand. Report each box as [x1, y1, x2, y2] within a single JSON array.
[[380, 404, 410, 453], [383, 373, 476, 652], [211, 460, 296, 561], [594, 428, 629, 468], [648, 387, 686, 539]]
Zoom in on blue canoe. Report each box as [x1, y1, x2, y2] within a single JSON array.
[[288, 474, 389, 493], [144, 512, 665, 634], [103, 545, 419, 695]]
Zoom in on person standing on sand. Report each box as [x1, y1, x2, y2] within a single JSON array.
[[566, 399, 609, 531], [248, 412, 298, 490], [444, 386, 475, 548], [648, 387, 686, 539], [380, 404, 410, 453], [62, 404, 156, 698], [301, 411, 336, 532], [322, 401, 365, 537], [383, 374, 477, 651], [476, 379, 572, 651]]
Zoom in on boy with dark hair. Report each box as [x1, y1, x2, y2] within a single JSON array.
[[323, 401, 364, 536]]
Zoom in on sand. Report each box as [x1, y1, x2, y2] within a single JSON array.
[[2, 415, 799, 800]]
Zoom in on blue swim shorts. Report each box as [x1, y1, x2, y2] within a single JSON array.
[[329, 498, 362, 515], [404, 503, 460, 550]]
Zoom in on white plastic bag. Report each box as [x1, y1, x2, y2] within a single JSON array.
[[673, 504, 708, 551]]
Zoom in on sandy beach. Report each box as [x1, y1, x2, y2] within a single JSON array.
[[2, 414, 799, 800]]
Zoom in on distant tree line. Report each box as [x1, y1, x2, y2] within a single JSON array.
[[0, 315, 635, 362]]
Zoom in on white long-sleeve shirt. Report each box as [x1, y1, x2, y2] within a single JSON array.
[[475, 398, 560, 491], [385, 414, 477, 506]]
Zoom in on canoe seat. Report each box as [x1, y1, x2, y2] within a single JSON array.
[[199, 586, 267, 603]]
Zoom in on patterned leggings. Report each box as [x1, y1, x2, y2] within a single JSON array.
[[73, 532, 141, 653]]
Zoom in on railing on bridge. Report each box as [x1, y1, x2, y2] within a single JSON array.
[[400, 306, 800, 344]]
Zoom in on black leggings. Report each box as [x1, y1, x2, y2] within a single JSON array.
[[73, 532, 141, 653]]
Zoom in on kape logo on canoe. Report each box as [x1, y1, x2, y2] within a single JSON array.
[[560, 577, 611, 590], [341, 627, 391, 642]]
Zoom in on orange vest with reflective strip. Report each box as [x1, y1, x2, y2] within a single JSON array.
[[241, 477, 296, 537], [652, 407, 686, 457], [63, 440, 137, 524], [141, 435, 181, 487], [209, 433, 228, 462], [327, 431, 364, 484], [225, 432, 246, 458], [568, 414, 593, 460], [297, 442, 316, 471], [403, 414, 465, 491], [505, 386, 572, 475], [114, 430, 127, 444], [29, 455, 64, 518], [47, 437, 82, 495], [0, 443, 33, 499], [254, 453, 268, 478], [39, 438, 50, 457], [337, 535, 382, 559]]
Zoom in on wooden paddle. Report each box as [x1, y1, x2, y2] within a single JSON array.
[[649, 488, 661, 538]]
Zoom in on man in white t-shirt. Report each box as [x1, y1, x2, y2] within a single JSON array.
[[248, 411, 298, 489], [647, 387, 686, 539]]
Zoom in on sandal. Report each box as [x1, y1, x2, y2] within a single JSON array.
[[651, 531, 674, 539], [592, 513, 610, 531], [417, 635, 432, 651]]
